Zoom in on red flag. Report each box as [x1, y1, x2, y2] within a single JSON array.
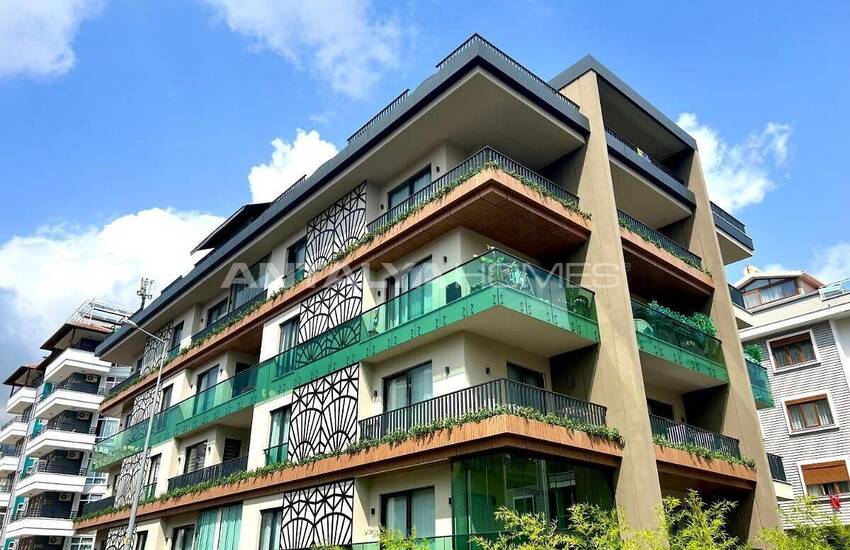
[[831, 494, 841, 511]]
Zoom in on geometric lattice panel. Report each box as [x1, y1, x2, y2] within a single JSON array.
[[114, 453, 145, 507], [296, 270, 363, 368], [130, 385, 158, 425], [305, 182, 367, 273], [105, 525, 128, 550], [280, 480, 354, 549], [287, 364, 359, 462], [141, 324, 173, 376]]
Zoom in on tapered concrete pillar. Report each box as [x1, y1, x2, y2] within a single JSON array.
[[560, 71, 664, 529], [683, 154, 781, 537]]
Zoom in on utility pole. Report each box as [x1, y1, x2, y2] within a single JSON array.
[[137, 277, 153, 309]]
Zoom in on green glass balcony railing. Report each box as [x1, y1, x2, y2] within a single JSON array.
[[631, 299, 727, 383], [350, 533, 502, 550], [92, 249, 599, 470], [746, 358, 773, 409]]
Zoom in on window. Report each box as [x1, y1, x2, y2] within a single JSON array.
[[801, 461, 850, 497], [169, 322, 184, 350], [770, 332, 817, 369], [70, 537, 95, 550], [259, 508, 282, 550], [173, 525, 195, 550], [206, 299, 229, 326], [135, 531, 148, 550], [229, 256, 269, 308], [286, 237, 307, 284], [381, 487, 435, 538], [104, 376, 119, 392], [647, 399, 675, 421], [743, 278, 799, 308], [267, 407, 291, 464], [384, 362, 433, 412], [160, 385, 173, 412], [386, 257, 433, 327], [279, 316, 300, 354], [507, 364, 544, 388], [387, 166, 431, 211], [786, 396, 835, 432], [184, 441, 207, 473], [195, 366, 218, 413], [146, 454, 161, 487]]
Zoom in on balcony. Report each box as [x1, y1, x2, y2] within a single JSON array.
[[367, 146, 579, 234], [767, 452, 794, 501], [43, 346, 113, 384], [93, 249, 599, 469], [649, 414, 741, 458], [79, 495, 114, 517], [729, 284, 745, 309], [6, 505, 76, 540], [0, 479, 11, 506], [746, 359, 773, 409], [632, 299, 727, 391], [359, 378, 606, 441], [6, 386, 37, 414], [167, 455, 248, 492], [190, 289, 268, 345], [711, 202, 754, 264], [618, 210, 703, 271], [106, 370, 140, 398], [0, 416, 27, 445], [0, 444, 20, 471], [27, 417, 96, 457], [34, 379, 105, 419], [17, 460, 87, 497]]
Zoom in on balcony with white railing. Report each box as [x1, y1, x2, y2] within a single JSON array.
[[16, 459, 87, 497], [5, 502, 76, 540], [43, 346, 113, 384], [6, 386, 37, 414], [34, 378, 105, 420], [0, 444, 20, 471], [26, 416, 97, 457], [0, 416, 27, 446]]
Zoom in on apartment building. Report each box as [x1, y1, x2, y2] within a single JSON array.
[[0, 300, 132, 550], [733, 270, 850, 525], [70, 35, 778, 549]]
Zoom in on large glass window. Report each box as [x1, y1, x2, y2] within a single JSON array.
[[195, 366, 219, 413], [173, 525, 195, 550], [184, 441, 207, 473], [770, 333, 817, 369], [206, 299, 229, 327], [388, 166, 432, 211], [279, 317, 300, 354], [802, 461, 850, 497], [230, 256, 269, 308], [386, 257, 433, 328], [382, 487, 435, 538], [259, 508, 282, 550], [69, 536, 94, 550], [286, 237, 307, 284], [135, 531, 148, 550], [384, 362, 433, 412], [267, 407, 291, 465], [743, 278, 798, 308], [786, 396, 834, 432], [169, 322, 184, 350], [452, 452, 614, 534]]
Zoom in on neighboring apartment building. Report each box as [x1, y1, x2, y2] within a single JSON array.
[[0, 300, 132, 550], [69, 34, 779, 549], [734, 270, 850, 525]]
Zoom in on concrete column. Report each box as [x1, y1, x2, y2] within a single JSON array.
[[682, 153, 781, 535], [560, 72, 664, 529]]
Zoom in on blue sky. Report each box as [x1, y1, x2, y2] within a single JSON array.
[[0, 0, 848, 370]]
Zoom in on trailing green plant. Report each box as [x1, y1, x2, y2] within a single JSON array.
[[653, 434, 756, 469], [743, 344, 764, 364], [648, 300, 717, 337], [661, 491, 741, 549], [760, 496, 850, 549], [473, 507, 579, 550], [373, 527, 432, 550], [617, 217, 711, 276]]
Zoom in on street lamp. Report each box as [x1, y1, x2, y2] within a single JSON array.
[[121, 319, 169, 550]]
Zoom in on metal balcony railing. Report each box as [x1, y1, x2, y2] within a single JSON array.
[[264, 444, 288, 466], [106, 371, 140, 398], [12, 505, 77, 521], [39, 378, 104, 401], [0, 416, 23, 432], [710, 202, 746, 233], [79, 495, 114, 516], [359, 378, 607, 441], [605, 127, 683, 183], [348, 89, 410, 143], [729, 284, 745, 309], [367, 146, 579, 234], [821, 278, 850, 300], [0, 444, 20, 458], [649, 414, 741, 458], [34, 416, 96, 437], [191, 289, 268, 345], [618, 210, 702, 269], [0, 480, 11, 492], [767, 453, 787, 482], [167, 455, 248, 492]]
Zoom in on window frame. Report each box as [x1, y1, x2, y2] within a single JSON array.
[[206, 299, 229, 326], [379, 485, 436, 537], [172, 525, 196, 550], [742, 277, 800, 308], [782, 391, 839, 435], [796, 456, 850, 499], [382, 361, 433, 413], [258, 507, 283, 550], [767, 329, 821, 373], [278, 315, 301, 354], [386, 165, 432, 212], [184, 440, 208, 474], [286, 236, 308, 281]]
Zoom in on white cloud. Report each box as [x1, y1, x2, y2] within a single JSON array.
[[0, 208, 223, 353], [810, 242, 850, 284], [248, 130, 338, 203], [201, 0, 402, 97], [0, 0, 105, 78], [677, 113, 792, 213]]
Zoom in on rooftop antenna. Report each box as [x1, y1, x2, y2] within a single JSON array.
[[137, 277, 153, 309]]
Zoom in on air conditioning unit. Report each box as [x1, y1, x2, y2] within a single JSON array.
[[85, 374, 99, 383], [67, 451, 81, 460], [48, 537, 62, 546], [77, 411, 92, 420], [58, 493, 73, 502]]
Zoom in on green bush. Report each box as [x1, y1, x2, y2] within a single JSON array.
[[744, 344, 764, 363], [760, 497, 850, 549]]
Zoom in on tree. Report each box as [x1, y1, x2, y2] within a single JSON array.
[[760, 497, 850, 550]]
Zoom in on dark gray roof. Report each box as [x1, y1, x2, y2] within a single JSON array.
[[96, 34, 591, 356], [549, 55, 698, 150]]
